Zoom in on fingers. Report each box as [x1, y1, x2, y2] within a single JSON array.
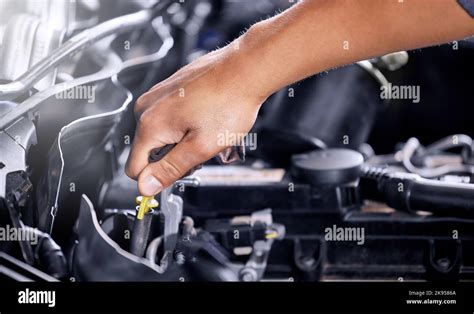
[[125, 116, 168, 180], [137, 135, 216, 196]]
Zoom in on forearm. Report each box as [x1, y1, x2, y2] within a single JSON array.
[[128, 0, 474, 194], [235, 0, 474, 98]]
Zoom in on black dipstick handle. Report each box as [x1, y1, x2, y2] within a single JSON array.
[[149, 144, 176, 163]]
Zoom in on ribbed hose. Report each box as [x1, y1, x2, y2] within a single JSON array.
[[361, 166, 474, 217]]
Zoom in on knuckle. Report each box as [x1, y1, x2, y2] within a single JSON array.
[[138, 109, 154, 128], [124, 165, 135, 179], [124, 158, 138, 179], [134, 95, 148, 115]]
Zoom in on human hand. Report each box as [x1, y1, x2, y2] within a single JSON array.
[[125, 39, 267, 196]]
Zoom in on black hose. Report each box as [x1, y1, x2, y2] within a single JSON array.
[[361, 166, 474, 217], [130, 211, 154, 257], [24, 227, 67, 279]]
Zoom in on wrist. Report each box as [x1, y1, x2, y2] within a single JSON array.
[[222, 22, 277, 103]]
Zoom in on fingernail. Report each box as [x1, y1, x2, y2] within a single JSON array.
[[141, 175, 163, 196]]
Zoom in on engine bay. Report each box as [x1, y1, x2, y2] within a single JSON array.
[[1, 0, 474, 284]]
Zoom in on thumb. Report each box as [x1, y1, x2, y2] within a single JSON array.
[[137, 135, 216, 196]]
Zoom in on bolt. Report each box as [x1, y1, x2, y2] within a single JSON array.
[[437, 258, 451, 271], [240, 269, 257, 282], [174, 251, 186, 265], [299, 256, 316, 269]]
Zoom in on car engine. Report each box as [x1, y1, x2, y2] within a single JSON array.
[[1, 0, 474, 284]]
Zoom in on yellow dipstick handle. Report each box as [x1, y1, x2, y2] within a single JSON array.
[[135, 196, 159, 220]]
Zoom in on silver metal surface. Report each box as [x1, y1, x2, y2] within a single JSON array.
[[356, 60, 390, 91], [159, 187, 183, 255], [0, 117, 37, 199], [41, 17, 173, 232], [0, 8, 152, 102]]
